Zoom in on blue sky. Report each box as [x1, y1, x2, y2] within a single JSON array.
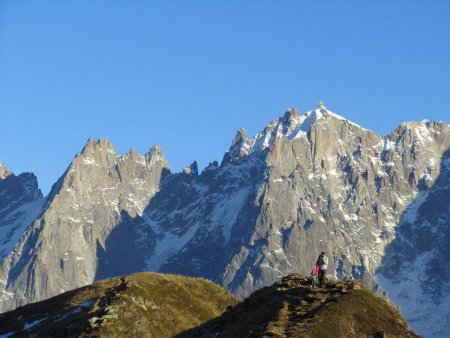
[[1, 1, 449, 195]]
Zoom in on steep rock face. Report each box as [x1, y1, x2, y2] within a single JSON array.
[[138, 106, 449, 337], [0, 105, 449, 337], [0, 140, 169, 312], [144, 107, 449, 303], [0, 163, 44, 262], [145, 145, 268, 284], [376, 147, 450, 336]]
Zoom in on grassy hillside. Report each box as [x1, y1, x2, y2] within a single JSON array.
[[0, 272, 238, 338], [177, 274, 418, 338]]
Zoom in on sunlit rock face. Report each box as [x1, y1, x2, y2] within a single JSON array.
[[1, 105, 449, 337], [0, 140, 170, 312]]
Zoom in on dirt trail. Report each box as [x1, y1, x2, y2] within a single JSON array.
[[263, 275, 357, 337], [177, 273, 366, 338], [178, 273, 418, 338]]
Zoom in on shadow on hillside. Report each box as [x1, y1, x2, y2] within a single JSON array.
[[174, 280, 287, 338], [175, 276, 373, 338], [376, 148, 450, 302]]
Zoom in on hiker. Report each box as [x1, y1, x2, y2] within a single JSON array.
[[317, 252, 328, 287], [310, 261, 319, 287]]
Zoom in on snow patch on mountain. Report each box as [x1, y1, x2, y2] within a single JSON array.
[[207, 187, 251, 245], [145, 221, 201, 271], [401, 191, 429, 224], [290, 109, 323, 140], [376, 253, 450, 337]]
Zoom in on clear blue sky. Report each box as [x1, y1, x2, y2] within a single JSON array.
[[1, 1, 449, 195]]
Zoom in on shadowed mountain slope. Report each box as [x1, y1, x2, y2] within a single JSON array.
[[0, 272, 237, 338]]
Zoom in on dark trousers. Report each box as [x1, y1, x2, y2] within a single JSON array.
[[318, 269, 326, 286]]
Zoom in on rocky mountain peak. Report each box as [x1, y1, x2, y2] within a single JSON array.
[[0, 164, 44, 262], [145, 144, 163, 161], [125, 147, 141, 159], [283, 107, 300, 123], [317, 100, 327, 110], [145, 145, 170, 172], [222, 129, 252, 165], [280, 107, 301, 135], [183, 161, 198, 176], [0, 162, 12, 179], [80, 138, 116, 155], [146, 144, 163, 159], [0, 167, 42, 204], [231, 128, 248, 148]]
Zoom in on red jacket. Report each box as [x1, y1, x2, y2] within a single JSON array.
[[311, 263, 319, 275]]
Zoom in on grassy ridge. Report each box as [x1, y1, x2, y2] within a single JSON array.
[[0, 272, 238, 338], [178, 274, 418, 338], [305, 287, 412, 337], [0, 273, 418, 337]]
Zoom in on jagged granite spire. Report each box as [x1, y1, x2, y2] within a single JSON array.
[[80, 138, 115, 155], [222, 129, 251, 165], [231, 128, 248, 148], [0, 139, 170, 312], [183, 161, 198, 176], [0, 162, 12, 179], [283, 107, 300, 122], [317, 100, 327, 110], [146, 144, 164, 161]]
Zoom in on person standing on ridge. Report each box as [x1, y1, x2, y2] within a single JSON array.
[[317, 252, 328, 287], [310, 260, 319, 287]]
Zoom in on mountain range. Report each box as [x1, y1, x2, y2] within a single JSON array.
[[1, 102, 449, 337]]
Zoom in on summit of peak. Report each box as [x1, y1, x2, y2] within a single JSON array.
[[81, 138, 115, 155], [81, 138, 96, 153], [317, 100, 327, 110], [126, 148, 141, 159], [0, 162, 13, 179], [97, 138, 114, 150], [183, 161, 198, 176], [283, 107, 300, 122], [231, 128, 248, 147], [145, 144, 167, 162], [147, 144, 163, 155], [150, 143, 162, 151]]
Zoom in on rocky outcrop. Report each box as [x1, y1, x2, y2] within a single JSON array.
[[0, 162, 13, 179]]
